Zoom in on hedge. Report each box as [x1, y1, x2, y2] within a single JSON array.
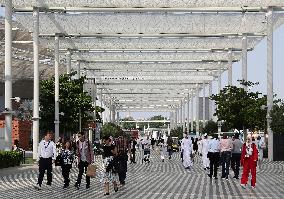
[[0, 151, 23, 169]]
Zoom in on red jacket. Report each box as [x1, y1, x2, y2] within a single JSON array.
[[76, 139, 94, 164], [241, 143, 258, 166]]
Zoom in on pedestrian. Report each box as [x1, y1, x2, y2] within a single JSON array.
[[231, 133, 242, 179], [114, 136, 129, 185], [74, 131, 94, 190], [151, 138, 155, 150], [256, 136, 266, 170], [240, 136, 258, 189], [200, 134, 210, 170], [34, 131, 56, 190], [220, 135, 233, 180], [60, 140, 74, 188], [207, 134, 220, 180], [129, 137, 137, 163], [159, 139, 167, 162], [193, 138, 198, 154], [181, 134, 192, 169], [102, 135, 119, 196], [167, 136, 173, 159], [142, 136, 151, 163]]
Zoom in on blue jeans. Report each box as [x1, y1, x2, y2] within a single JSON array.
[[221, 151, 231, 178]]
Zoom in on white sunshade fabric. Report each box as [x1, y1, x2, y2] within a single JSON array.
[[40, 37, 262, 50], [14, 12, 284, 35], [1, 0, 284, 8], [68, 51, 241, 62]]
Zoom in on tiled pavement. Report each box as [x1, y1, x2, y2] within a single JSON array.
[[0, 149, 284, 199]]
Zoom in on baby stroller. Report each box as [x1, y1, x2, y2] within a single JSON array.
[[142, 148, 150, 163]]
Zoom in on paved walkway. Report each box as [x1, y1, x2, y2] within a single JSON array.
[[0, 150, 284, 199]]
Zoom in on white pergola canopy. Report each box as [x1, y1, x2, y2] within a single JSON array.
[[1, 0, 283, 112]]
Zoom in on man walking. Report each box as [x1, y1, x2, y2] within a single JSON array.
[[231, 133, 242, 179], [181, 134, 192, 169], [114, 136, 129, 185], [34, 131, 56, 190], [220, 135, 233, 180], [75, 131, 94, 189], [208, 134, 220, 180], [129, 137, 137, 163], [200, 134, 210, 170]]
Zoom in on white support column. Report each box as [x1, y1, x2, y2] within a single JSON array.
[[187, 93, 190, 134], [175, 109, 178, 128], [180, 100, 183, 127], [54, 35, 60, 142], [203, 82, 206, 128], [4, 0, 13, 151], [112, 105, 116, 123], [208, 81, 213, 120], [77, 61, 81, 79], [218, 61, 222, 94], [196, 86, 200, 137], [109, 100, 112, 123], [267, 7, 274, 161], [183, 100, 186, 132], [228, 50, 233, 86], [100, 88, 103, 124], [117, 112, 120, 124], [191, 90, 194, 133], [66, 50, 71, 74], [32, 7, 40, 159], [242, 34, 248, 90]]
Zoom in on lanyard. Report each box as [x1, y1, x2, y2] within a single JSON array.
[[44, 141, 50, 150]]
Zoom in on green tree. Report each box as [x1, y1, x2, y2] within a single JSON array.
[[211, 80, 267, 131], [148, 115, 168, 128], [270, 100, 284, 134], [121, 116, 136, 130], [101, 122, 124, 138], [39, 72, 100, 136], [203, 120, 218, 135], [170, 126, 183, 139]]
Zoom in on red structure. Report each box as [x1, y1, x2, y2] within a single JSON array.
[[0, 119, 32, 150]]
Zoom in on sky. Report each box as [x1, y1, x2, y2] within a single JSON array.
[[1, 8, 284, 119]]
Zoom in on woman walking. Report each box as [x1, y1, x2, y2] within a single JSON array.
[[159, 139, 167, 162], [60, 140, 74, 188], [240, 137, 258, 189], [102, 135, 119, 195]]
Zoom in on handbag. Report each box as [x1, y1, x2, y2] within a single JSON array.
[[55, 155, 62, 166], [86, 164, 97, 178]]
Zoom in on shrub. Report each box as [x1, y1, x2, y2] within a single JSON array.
[[0, 151, 23, 169]]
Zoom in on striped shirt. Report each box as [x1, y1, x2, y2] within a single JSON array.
[[114, 137, 129, 154]]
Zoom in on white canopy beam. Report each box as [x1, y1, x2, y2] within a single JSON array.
[[14, 12, 284, 35], [39, 37, 261, 50]]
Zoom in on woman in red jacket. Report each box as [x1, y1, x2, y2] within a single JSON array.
[[240, 137, 258, 188]]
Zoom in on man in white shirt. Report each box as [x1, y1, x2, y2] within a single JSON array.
[[34, 131, 56, 190], [181, 134, 192, 169], [208, 134, 220, 179]]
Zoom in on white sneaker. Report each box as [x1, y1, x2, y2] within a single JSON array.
[[252, 186, 256, 189], [240, 184, 246, 189], [33, 184, 42, 190]]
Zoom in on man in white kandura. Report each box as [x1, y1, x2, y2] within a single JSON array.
[[181, 133, 192, 170], [200, 134, 210, 170]]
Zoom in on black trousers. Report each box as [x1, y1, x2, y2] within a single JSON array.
[[221, 151, 231, 178], [76, 161, 90, 186], [209, 152, 220, 178], [231, 153, 241, 178], [131, 149, 136, 163], [61, 164, 72, 186], [38, 157, 53, 186], [118, 153, 128, 184]]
